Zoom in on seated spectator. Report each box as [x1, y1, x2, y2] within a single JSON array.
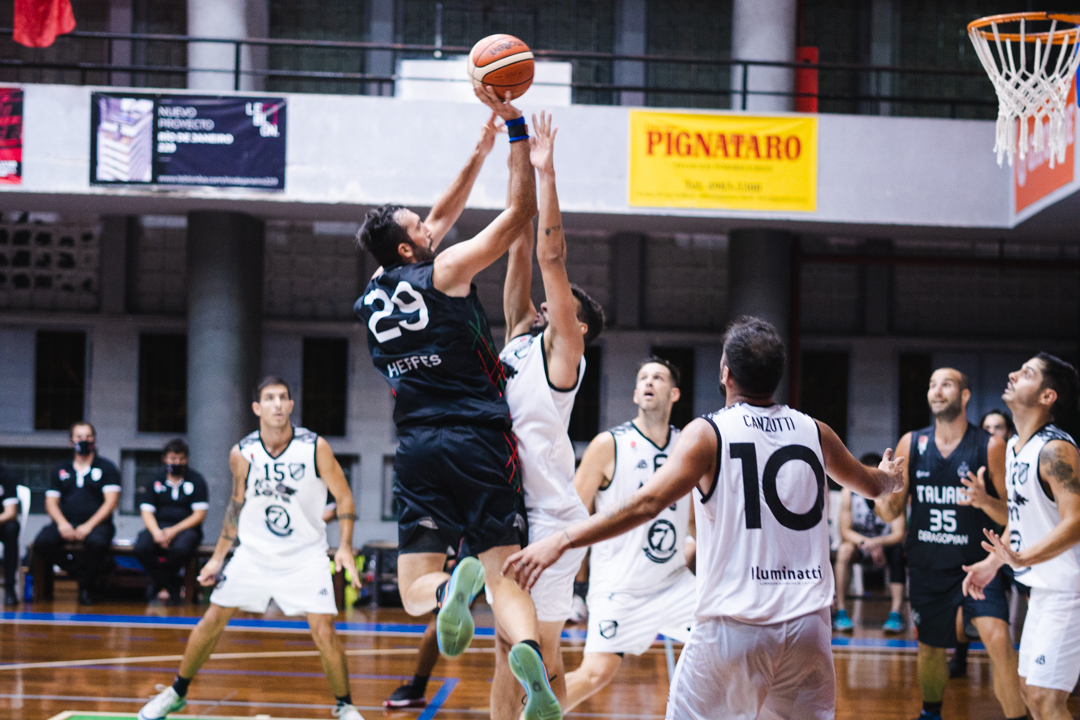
[[135, 439, 208, 605], [833, 452, 907, 634], [34, 422, 120, 606], [1, 464, 21, 605]]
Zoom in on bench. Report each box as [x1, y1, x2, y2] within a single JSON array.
[[30, 544, 350, 610]]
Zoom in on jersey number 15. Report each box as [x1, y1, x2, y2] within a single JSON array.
[[730, 443, 826, 531]]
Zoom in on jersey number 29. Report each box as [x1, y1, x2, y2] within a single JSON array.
[[730, 443, 826, 531], [365, 281, 430, 342]]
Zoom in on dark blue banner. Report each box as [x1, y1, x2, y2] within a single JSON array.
[[90, 93, 286, 190]]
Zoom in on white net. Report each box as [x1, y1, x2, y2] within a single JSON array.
[[969, 14, 1080, 168]]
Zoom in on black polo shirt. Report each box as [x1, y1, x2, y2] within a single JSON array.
[[139, 469, 209, 528], [0, 465, 18, 512], [47, 456, 121, 525]]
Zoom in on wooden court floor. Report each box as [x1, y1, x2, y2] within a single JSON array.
[[1, 585, 1071, 720]]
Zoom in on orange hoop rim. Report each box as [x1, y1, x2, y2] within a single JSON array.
[[968, 12, 1080, 43]]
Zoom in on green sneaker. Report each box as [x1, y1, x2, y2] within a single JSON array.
[[436, 556, 485, 658], [138, 685, 186, 720], [509, 642, 562, 720]]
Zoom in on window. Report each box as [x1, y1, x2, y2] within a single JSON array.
[[569, 346, 603, 442], [127, 449, 164, 515], [34, 330, 86, 430], [382, 454, 399, 521], [138, 333, 187, 433], [0, 447, 73, 513], [899, 353, 933, 435], [800, 351, 850, 443], [302, 337, 349, 437], [650, 346, 695, 429]]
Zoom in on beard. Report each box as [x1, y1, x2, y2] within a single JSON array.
[[529, 315, 547, 336], [932, 397, 963, 423], [411, 242, 435, 263]]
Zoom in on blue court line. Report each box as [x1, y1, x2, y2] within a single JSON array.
[[419, 677, 458, 720]]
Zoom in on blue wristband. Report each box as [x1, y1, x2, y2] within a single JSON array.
[[509, 134, 530, 143], [505, 116, 526, 127]]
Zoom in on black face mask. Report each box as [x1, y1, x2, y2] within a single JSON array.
[[166, 463, 187, 478], [74, 440, 95, 455]]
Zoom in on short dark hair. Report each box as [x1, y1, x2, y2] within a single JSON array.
[[859, 452, 882, 466], [571, 285, 605, 344], [162, 439, 188, 457], [934, 367, 970, 393], [254, 375, 292, 402], [979, 409, 1015, 435], [1036, 352, 1080, 421], [721, 316, 786, 396], [70, 421, 95, 439], [638, 356, 681, 388], [356, 204, 410, 268]]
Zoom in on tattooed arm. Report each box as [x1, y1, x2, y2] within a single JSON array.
[[503, 418, 717, 590], [196, 445, 249, 586], [1011, 439, 1080, 568]]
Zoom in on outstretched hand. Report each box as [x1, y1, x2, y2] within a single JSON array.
[[958, 467, 991, 509], [476, 111, 500, 156], [502, 532, 566, 591], [474, 85, 523, 121], [961, 556, 1000, 600], [529, 111, 557, 173], [878, 448, 906, 493], [982, 527, 1026, 569]]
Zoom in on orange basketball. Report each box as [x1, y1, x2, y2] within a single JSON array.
[[467, 34, 534, 100]]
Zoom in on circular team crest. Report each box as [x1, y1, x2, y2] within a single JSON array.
[[644, 519, 678, 563], [265, 504, 293, 537]]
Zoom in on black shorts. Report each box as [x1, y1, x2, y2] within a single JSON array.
[[394, 424, 525, 557], [909, 565, 1009, 648], [851, 543, 906, 581]]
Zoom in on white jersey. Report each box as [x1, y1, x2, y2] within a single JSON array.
[[696, 403, 832, 625], [590, 421, 687, 595], [236, 427, 329, 566], [500, 330, 586, 512], [1007, 425, 1080, 591]]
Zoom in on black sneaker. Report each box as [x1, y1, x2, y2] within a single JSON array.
[[384, 682, 427, 709], [947, 654, 967, 679]]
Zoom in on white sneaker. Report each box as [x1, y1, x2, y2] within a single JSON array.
[[569, 594, 588, 624], [333, 703, 365, 720], [138, 685, 186, 720]]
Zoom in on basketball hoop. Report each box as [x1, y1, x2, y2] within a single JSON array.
[[968, 12, 1080, 168]]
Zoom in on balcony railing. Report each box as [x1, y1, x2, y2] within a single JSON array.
[[0, 30, 998, 119]]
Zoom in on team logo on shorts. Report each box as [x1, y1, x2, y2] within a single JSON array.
[[599, 620, 618, 639], [289, 463, 305, 481], [644, 519, 678, 563], [265, 504, 293, 537], [1035, 655, 1046, 665]]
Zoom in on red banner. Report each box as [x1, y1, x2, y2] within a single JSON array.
[[1015, 80, 1076, 213], [0, 88, 22, 185]]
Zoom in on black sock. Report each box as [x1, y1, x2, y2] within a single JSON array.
[[412, 674, 429, 692], [953, 642, 969, 663], [519, 638, 542, 656], [336, 694, 353, 707], [435, 580, 448, 608], [172, 675, 192, 697], [922, 701, 942, 717], [1006, 716, 1028, 720], [573, 581, 588, 597]]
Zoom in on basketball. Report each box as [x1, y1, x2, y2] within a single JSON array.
[[467, 33, 535, 100]]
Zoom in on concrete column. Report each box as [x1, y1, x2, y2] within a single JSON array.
[[869, 0, 898, 116], [108, 0, 132, 87], [614, 0, 647, 106], [367, 0, 395, 96], [862, 238, 892, 335], [187, 211, 264, 535], [187, 0, 267, 91], [611, 232, 645, 328], [731, 0, 797, 112], [728, 229, 794, 401], [98, 216, 131, 315]]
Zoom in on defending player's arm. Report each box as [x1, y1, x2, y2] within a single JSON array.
[[502, 218, 535, 343], [197, 445, 248, 586], [573, 431, 616, 511], [316, 437, 361, 589], [818, 420, 904, 501], [505, 418, 716, 590], [958, 434, 1008, 525], [432, 86, 537, 298], [874, 432, 912, 522], [532, 111, 585, 389], [425, 112, 499, 250]]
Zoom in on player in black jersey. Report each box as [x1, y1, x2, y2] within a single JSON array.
[[877, 368, 1025, 720], [356, 87, 560, 720]]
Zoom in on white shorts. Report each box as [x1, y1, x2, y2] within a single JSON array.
[[1019, 587, 1080, 692], [209, 546, 338, 617], [585, 568, 696, 655], [487, 505, 588, 622], [666, 608, 835, 720]]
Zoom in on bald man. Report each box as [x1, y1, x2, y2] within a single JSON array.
[[876, 368, 1024, 720]]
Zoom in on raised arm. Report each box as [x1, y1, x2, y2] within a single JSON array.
[[506, 418, 716, 590], [197, 446, 248, 586], [531, 111, 585, 389], [425, 112, 499, 249], [316, 438, 361, 588], [573, 431, 616, 511], [959, 434, 1008, 525], [433, 86, 537, 297], [818, 420, 904, 502], [874, 432, 912, 522]]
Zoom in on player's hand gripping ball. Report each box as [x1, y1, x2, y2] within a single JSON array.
[[467, 34, 534, 100]]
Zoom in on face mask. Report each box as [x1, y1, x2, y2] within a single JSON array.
[[166, 463, 187, 478], [74, 440, 95, 455]]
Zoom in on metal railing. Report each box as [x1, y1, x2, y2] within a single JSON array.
[[0, 29, 999, 118]]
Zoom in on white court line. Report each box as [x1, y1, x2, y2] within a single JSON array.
[[0, 647, 426, 672]]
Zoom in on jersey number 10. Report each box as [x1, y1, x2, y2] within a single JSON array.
[[365, 281, 430, 343], [730, 443, 826, 531]]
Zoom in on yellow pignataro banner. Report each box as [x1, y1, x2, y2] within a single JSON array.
[[628, 110, 818, 212]]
